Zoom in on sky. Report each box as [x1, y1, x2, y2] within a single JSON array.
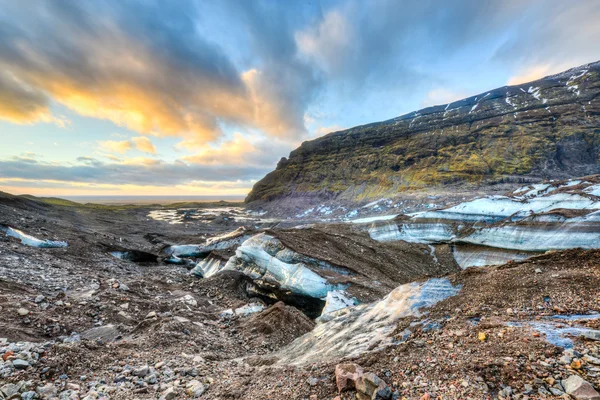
[[0, 0, 599, 198]]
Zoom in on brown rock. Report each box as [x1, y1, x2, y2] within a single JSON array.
[[356, 372, 384, 398], [563, 375, 600, 400], [335, 363, 364, 392]]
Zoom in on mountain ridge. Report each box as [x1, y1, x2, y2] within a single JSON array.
[[247, 60, 600, 203]]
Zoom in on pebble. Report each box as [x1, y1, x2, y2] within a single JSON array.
[[17, 308, 29, 316]]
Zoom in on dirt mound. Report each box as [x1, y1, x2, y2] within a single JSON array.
[[241, 301, 315, 349]]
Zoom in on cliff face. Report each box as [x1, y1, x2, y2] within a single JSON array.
[[246, 61, 600, 203]]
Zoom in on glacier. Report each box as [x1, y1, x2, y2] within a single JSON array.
[[222, 233, 344, 299], [277, 278, 461, 365], [1, 225, 68, 248], [360, 180, 600, 262]]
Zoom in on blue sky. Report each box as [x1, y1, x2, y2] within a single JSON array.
[[0, 0, 599, 196]]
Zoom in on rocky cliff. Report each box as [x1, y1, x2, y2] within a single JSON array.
[[247, 61, 600, 203]]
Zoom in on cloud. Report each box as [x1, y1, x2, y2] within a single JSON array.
[[131, 137, 157, 154], [313, 124, 346, 137], [0, 0, 326, 143], [98, 137, 157, 155], [98, 140, 132, 154], [0, 156, 271, 188], [182, 133, 295, 167]]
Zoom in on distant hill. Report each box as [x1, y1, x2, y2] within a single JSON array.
[[247, 61, 600, 203]]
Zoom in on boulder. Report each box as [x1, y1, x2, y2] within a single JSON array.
[[563, 375, 600, 400], [335, 363, 364, 392]]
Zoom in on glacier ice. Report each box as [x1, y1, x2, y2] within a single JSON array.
[[163, 227, 250, 258], [451, 245, 533, 269], [368, 221, 455, 243], [1, 226, 68, 248], [317, 290, 357, 322], [364, 180, 600, 256], [223, 233, 343, 298], [277, 278, 461, 365]]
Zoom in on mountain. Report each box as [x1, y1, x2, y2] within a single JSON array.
[[247, 61, 600, 203]]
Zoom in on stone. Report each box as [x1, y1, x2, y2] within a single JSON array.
[[145, 311, 157, 319], [132, 365, 149, 377], [12, 359, 30, 369], [185, 380, 205, 397], [81, 325, 120, 342], [1, 383, 20, 398], [478, 332, 487, 342], [373, 385, 393, 399], [335, 363, 364, 392], [160, 387, 178, 400], [21, 391, 36, 400], [34, 295, 45, 303], [17, 308, 29, 316], [563, 375, 600, 400], [178, 295, 197, 307], [571, 360, 583, 369], [356, 372, 385, 398], [37, 383, 57, 398]]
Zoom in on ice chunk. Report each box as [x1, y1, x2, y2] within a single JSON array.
[[318, 290, 357, 322], [234, 303, 265, 316], [1, 226, 67, 248], [163, 227, 250, 258], [223, 233, 342, 298], [369, 221, 455, 243]]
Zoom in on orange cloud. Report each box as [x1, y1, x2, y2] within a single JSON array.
[[507, 65, 553, 86], [182, 133, 258, 166], [131, 137, 157, 154], [98, 140, 132, 154]]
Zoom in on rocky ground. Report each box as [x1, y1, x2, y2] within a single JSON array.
[[1, 191, 600, 400]]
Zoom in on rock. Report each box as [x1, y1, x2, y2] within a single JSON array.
[[145, 311, 157, 319], [373, 385, 393, 399], [584, 355, 600, 365], [563, 375, 600, 400], [12, 359, 30, 369], [185, 380, 205, 397], [37, 383, 57, 398], [116, 311, 131, 322], [160, 387, 178, 400], [34, 295, 45, 303], [17, 308, 29, 316], [178, 294, 197, 307], [21, 391, 36, 400], [335, 363, 364, 392], [80, 324, 120, 342], [478, 332, 487, 342], [535, 268, 542, 273], [132, 365, 149, 377], [356, 372, 385, 398], [571, 359, 583, 369], [1, 383, 20, 398]]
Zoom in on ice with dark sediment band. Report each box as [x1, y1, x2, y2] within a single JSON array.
[[277, 278, 461, 365], [163, 227, 250, 258], [1, 225, 67, 248], [362, 181, 600, 257], [192, 254, 228, 278], [222, 233, 345, 298], [451, 245, 534, 268]]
